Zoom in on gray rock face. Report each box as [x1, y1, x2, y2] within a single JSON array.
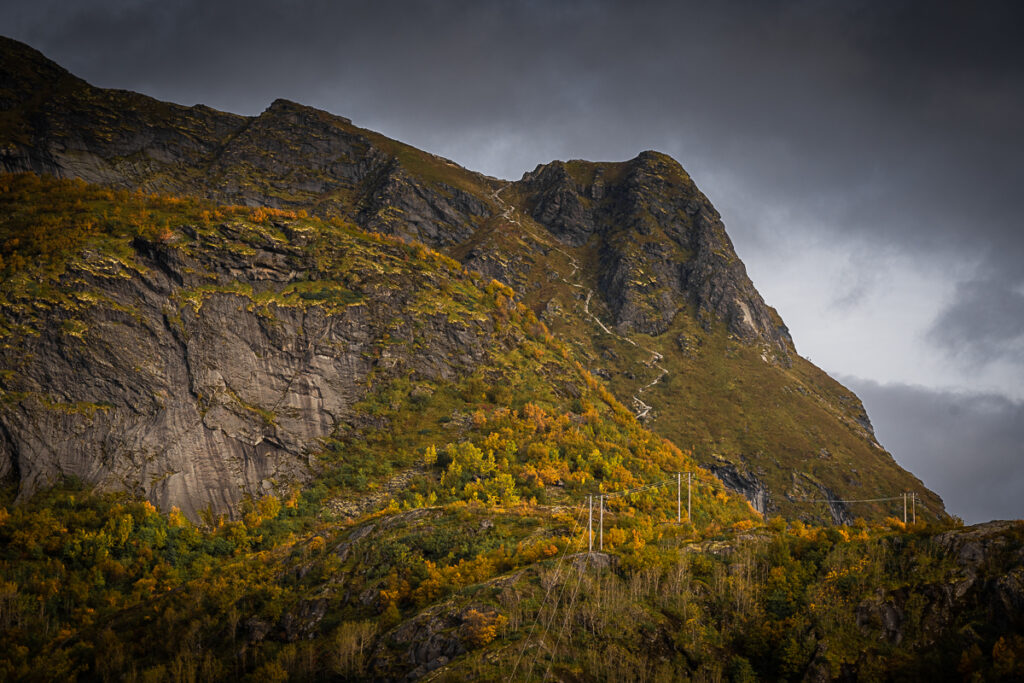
[[357, 158, 490, 247], [519, 152, 793, 350], [709, 461, 772, 515], [521, 161, 596, 246], [0, 222, 504, 519], [373, 606, 465, 680]]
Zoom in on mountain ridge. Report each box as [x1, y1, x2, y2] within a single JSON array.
[[0, 35, 944, 523]]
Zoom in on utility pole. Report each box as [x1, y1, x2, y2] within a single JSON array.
[[912, 492, 916, 525], [599, 496, 604, 551], [903, 492, 907, 524], [677, 472, 681, 523], [687, 472, 692, 521], [588, 495, 593, 552]]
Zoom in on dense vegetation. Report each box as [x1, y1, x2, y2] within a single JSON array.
[[0, 174, 1021, 681], [1, 482, 1021, 681], [0, 40, 1018, 680]]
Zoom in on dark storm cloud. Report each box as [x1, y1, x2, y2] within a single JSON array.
[[3, 0, 1023, 364], [843, 376, 1024, 524], [929, 278, 1024, 366]]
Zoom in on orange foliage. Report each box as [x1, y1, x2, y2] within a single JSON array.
[[461, 609, 508, 648]]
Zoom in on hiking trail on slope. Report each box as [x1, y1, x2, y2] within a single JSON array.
[[490, 185, 669, 420]]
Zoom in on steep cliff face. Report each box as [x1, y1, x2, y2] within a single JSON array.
[[0, 176, 514, 518]]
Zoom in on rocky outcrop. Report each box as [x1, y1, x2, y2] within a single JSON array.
[[709, 461, 772, 516], [372, 607, 467, 680], [856, 522, 1024, 657], [520, 161, 596, 246], [357, 156, 491, 247], [519, 152, 793, 350]]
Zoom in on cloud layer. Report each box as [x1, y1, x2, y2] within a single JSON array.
[[844, 377, 1024, 524]]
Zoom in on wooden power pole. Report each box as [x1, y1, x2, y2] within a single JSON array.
[[677, 472, 681, 523], [687, 472, 692, 521], [599, 496, 604, 551]]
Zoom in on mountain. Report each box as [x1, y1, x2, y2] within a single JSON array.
[[3, 36, 1023, 683], [0, 36, 942, 523]]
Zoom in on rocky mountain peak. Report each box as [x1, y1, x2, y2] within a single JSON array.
[[261, 97, 353, 126], [515, 151, 793, 349]]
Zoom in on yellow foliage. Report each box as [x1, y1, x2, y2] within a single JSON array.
[[884, 516, 906, 531], [606, 527, 628, 549], [257, 495, 281, 521], [167, 507, 188, 528], [521, 402, 548, 431], [461, 609, 508, 648]]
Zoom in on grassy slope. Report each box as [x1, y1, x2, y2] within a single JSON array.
[[488, 175, 944, 523]]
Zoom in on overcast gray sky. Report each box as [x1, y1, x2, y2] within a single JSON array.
[[3, 0, 1022, 522]]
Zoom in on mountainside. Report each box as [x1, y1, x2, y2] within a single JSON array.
[[0, 174, 511, 519], [0, 35, 944, 523], [4, 36, 1024, 683]]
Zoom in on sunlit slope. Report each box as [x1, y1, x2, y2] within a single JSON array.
[[0, 172, 759, 528], [0, 35, 947, 521]]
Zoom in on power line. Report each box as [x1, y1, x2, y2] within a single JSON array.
[[509, 502, 586, 681], [543, 553, 590, 681], [790, 491, 925, 525], [524, 525, 586, 681], [790, 495, 907, 504]]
